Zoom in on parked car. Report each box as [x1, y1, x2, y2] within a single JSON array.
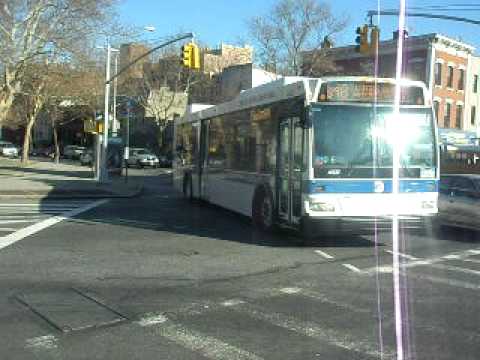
[[126, 148, 159, 168], [30, 145, 54, 158], [63, 145, 86, 160], [436, 174, 480, 231], [80, 149, 94, 166], [0, 141, 19, 158]]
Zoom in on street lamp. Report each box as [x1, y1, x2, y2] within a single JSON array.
[[96, 41, 119, 183]]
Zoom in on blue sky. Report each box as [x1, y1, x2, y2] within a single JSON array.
[[118, 0, 480, 54]]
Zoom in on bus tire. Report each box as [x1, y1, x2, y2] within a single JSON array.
[[252, 186, 275, 232], [183, 174, 193, 201], [300, 218, 314, 244]]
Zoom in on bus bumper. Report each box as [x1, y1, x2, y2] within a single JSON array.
[[301, 215, 435, 236]]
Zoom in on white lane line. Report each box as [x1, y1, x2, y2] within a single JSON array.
[[385, 250, 419, 261], [428, 263, 480, 276], [146, 316, 264, 360], [0, 219, 38, 224], [342, 263, 362, 273], [137, 313, 168, 327], [364, 248, 480, 275], [279, 287, 302, 295], [443, 254, 461, 260], [0, 200, 108, 251], [279, 287, 373, 315], [0, 228, 17, 232], [407, 272, 480, 290], [314, 250, 334, 259], [0, 215, 47, 219], [0, 203, 90, 207], [463, 258, 480, 264], [25, 335, 58, 350], [221, 299, 246, 307], [222, 301, 392, 359]]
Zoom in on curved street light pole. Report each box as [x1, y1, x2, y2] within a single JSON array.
[[99, 32, 194, 183]]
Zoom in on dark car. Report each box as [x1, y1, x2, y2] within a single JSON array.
[[437, 174, 480, 231], [158, 153, 173, 168]]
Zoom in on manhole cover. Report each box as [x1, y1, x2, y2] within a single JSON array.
[[17, 288, 127, 333]]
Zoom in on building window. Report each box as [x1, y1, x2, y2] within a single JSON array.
[[434, 63, 442, 86], [455, 104, 463, 129], [444, 103, 451, 128], [472, 106, 477, 126], [447, 66, 454, 88], [433, 100, 440, 122], [458, 69, 465, 90], [474, 75, 479, 93]]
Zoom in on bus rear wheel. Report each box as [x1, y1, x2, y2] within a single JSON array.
[[252, 187, 274, 232]]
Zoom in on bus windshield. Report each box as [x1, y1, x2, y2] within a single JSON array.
[[312, 105, 436, 178]]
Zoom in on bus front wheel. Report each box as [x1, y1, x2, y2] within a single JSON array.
[[252, 186, 274, 232]]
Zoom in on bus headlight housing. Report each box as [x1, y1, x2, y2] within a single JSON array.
[[309, 200, 336, 212], [421, 200, 436, 209]]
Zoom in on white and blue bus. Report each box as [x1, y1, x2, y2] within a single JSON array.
[[173, 77, 439, 238]]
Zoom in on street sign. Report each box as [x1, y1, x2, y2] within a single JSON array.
[[84, 119, 97, 133]]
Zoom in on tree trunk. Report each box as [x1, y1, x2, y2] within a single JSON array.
[[21, 118, 35, 164], [0, 69, 17, 124], [53, 123, 60, 164]]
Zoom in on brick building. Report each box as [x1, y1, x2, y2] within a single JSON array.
[[201, 43, 253, 76], [119, 43, 150, 80], [303, 33, 478, 132]]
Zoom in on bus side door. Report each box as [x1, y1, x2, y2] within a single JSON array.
[[278, 117, 303, 225]]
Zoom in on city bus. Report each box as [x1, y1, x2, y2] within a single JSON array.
[[173, 76, 439, 239]]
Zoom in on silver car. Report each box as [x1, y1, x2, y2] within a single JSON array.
[[63, 145, 86, 160], [0, 141, 19, 157], [126, 148, 159, 168], [437, 174, 480, 231]]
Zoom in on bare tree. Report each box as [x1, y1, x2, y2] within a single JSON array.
[[0, 0, 119, 124], [247, 0, 347, 76]]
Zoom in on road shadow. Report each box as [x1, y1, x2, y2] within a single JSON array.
[[432, 225, 480, 243], [0, 165, 93, 179], [60, 172, 387, 249]]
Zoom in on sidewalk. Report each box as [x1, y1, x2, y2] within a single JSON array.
[[0, 157, 143, 199]]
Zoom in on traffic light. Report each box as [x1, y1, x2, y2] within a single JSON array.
[[191, 43, 200, 70], [182, 43, 193, 68], [355, 25, 370, 54], [181, 43, 201, 70], [370, 26, 380, 53]]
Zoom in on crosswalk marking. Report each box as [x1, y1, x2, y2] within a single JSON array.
[[385, 250, 419, 260], [222, 301, 394, 359], [363, 248, 480, 275], [0, 201, 100, 239], [0, 200, 108, 251], [149, 316, 264, 360]]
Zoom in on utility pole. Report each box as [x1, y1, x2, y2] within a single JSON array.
[[113, 54, 118, 137], [100, 40, 112, 183]]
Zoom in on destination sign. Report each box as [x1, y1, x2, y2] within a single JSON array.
[[318, 81, 425, 105]]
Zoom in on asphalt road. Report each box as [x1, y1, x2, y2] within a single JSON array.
[[0, 168, 479, 360]]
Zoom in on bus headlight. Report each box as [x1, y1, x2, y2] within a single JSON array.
[[421, 200, 436, 209], [309, 201, 335, 212]]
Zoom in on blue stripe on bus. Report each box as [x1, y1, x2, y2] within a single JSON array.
[[305, 180, 438, 194]]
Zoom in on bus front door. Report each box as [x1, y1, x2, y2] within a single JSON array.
[[278, 117, 303, 225]]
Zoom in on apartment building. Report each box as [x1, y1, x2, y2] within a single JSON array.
[[465, 56, 480, 133]]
